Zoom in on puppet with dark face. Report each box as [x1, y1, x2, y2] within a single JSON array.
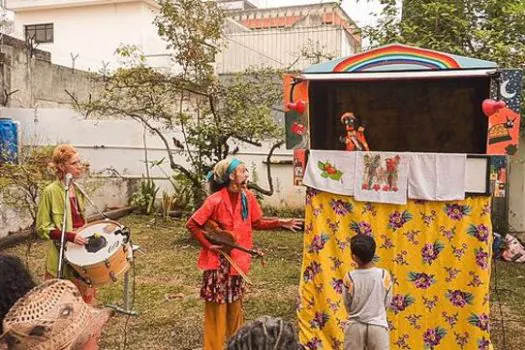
[[340, 112, 369, 152]]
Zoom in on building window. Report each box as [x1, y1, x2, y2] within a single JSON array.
[[25, 23, 53, 43]]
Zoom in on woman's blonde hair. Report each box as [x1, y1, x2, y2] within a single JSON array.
[[49, 144, 78, 176]]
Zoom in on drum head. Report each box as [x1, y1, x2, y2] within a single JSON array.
[[65, 220, 125, 267]]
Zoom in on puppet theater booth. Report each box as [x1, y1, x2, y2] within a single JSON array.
[[286, 44, 522, 349]]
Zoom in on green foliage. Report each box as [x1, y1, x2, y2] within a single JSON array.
[[189, 67, 283, 170], [160, 173, 194, 220], [362, 0, 525, 67], [160, 191, 172, 220], [262, 204, 305, 218], [0, 145, 55, 230], [146, 158, 197, 213], [131, 177, 159, 215], [73, 0, 284, 208], [359, 0, 525, 121], [155, 0, 224, 81], [168, 172, 195, 211]]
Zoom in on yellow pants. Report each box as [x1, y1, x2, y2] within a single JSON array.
[[204, 299, 244, 350]]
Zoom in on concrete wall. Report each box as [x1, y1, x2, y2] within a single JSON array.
[[0, 108, 304, 237], [1, 36, 98, 108], [9, 1, 170, 71], [0, 193, 33, 237], [2, 107, 305, 204], [0, 178, 136, 237]]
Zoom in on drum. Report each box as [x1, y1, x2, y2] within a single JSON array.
[[65, 220, 132, 287]]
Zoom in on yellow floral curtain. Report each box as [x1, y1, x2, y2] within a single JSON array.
[[297, 189, 492, 350]]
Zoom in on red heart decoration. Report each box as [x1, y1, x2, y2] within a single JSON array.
[[287, 100, 306, 114], [482, 99, 506, 117]]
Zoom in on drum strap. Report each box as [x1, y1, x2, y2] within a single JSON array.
[[219, 250, 253, 285], [55, 255, 93, 287], [73, 270, 93, 286]]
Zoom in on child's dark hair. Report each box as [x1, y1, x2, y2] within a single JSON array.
[[350, 234, 376, 264]]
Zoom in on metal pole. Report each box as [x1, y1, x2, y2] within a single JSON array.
[[123, 271, 129, 311], [57, 183, 70, 279], [106, 249, 139, 316], [106, 268, 138, 316]]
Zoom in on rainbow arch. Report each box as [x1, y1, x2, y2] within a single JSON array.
[[333, 44, 461, 72]]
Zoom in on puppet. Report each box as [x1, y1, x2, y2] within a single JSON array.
[[339, 112, 369, 151]]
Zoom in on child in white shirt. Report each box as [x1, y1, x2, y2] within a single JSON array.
[[342, 234, 392, 350]]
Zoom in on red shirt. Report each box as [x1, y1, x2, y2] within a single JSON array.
[[70, 196, 85, 229], [189, 188, 263, 275], [49, 197, 85, 242]]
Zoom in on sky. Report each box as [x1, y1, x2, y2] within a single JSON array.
[[260, 0, 385, 28]]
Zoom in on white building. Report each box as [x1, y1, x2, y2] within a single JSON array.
[[6, 0, 360, 73], [3, 0, 362, 213], [218, 2, 361, 73], [6, 0, 171, 71]]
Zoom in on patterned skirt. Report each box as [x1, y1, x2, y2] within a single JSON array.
[[200, 254, 245, 304]]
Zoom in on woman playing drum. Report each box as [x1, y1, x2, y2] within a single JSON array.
[[36, 144, 95, 304]]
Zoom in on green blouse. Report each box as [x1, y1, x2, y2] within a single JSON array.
[[36, 180, 86, 277]]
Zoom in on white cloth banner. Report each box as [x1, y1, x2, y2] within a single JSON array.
[[302, 150, 356, 196], [353, 152, 410, 205], [408, 153, 466, 201], [303, 150, 468, 204], [407, 153, 435, 200]]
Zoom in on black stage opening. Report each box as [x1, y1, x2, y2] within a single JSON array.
[[309, 77, 490, 153]]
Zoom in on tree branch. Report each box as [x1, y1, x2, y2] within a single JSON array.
[[233, 135, 262, 147], [65, 89, 93, 118], [247, 140, 284, 196], [208, 94, 221, 125], [68, 95, 203, 191], [177, 88, 197, 168], [127, 112, 198, 183], [2, 88, 19, 106]]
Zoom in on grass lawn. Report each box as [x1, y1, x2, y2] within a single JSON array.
[[3, 215, 525, 349], [489, 260, 525, 350], [3, 215, 303, 350]]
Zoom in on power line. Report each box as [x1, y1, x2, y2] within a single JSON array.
[[224, 35, 286, 66]]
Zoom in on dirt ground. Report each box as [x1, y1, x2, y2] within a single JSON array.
[[3, 215, 524, 349]]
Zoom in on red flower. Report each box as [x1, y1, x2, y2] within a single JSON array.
[[291, 122, 305, 135]]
